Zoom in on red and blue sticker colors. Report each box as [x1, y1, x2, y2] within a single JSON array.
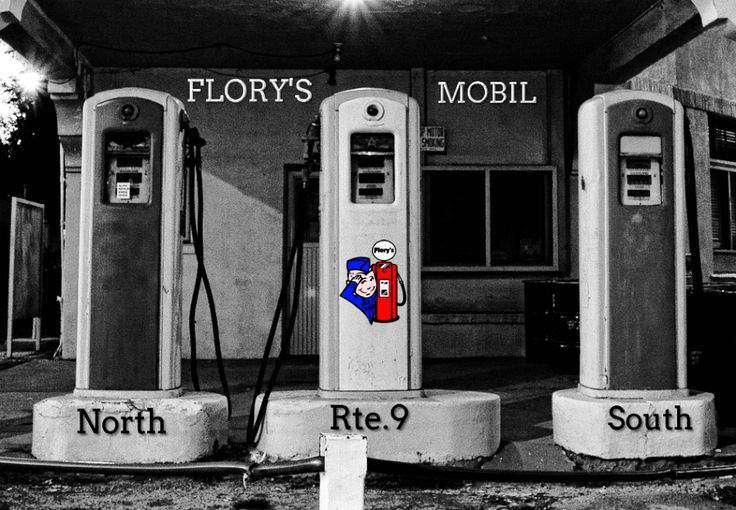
[[340, 240, 406, 324]]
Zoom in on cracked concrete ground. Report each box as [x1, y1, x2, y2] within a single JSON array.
[[1, 353, 736, 509]]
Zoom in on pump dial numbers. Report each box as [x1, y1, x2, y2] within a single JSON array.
[[330, 404, 409, 432]]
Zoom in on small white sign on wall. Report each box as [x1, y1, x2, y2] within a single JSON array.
[[420, 126, 446, 153]]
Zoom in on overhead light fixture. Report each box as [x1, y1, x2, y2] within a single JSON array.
[[328, 42, 342, 86], [17, 70, 43, 94], [337, 0, 375, 15]]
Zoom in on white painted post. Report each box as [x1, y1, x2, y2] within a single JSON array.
[[32, 317, 41, 351], [319, 434, 367, 510]]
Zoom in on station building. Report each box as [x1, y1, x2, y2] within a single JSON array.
[[0, 0, 734, 361]]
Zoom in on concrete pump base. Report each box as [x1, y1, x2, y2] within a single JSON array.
[[552, 388, 717, 459], [32, 392, 228, 463], [255, 389, 501, 463]]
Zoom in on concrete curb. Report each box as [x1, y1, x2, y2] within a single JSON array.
[[32, 391, 228, 463], [552, 388, 717, 459], [257, 389, 501, 463]]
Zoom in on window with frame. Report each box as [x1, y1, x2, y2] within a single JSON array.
[[710, 115, 736, 251], [422, 166, 556, 271]]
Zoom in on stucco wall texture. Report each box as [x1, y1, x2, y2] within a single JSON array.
[[61, 68, 560, 359]]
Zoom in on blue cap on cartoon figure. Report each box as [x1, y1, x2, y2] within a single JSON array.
[[346, 257, 371, 272]]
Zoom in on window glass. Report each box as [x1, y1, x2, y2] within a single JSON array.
[[710, 116, 736, 161], [490, 171, 552, 266], [423, 171, 486, 266], [302, 177, 320, 243], [711, 169, 729, 249], [709, 115, 736, 252]]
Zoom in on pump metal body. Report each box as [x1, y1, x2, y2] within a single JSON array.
[[76, 88, 186, 396], [319, 88, 421, 393], [577, 90, 686, 395], [552, 90, 715, 460], [33, 88, 228, 464], [255, 87, 500, 462]]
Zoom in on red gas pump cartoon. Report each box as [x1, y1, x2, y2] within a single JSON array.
[[340, 240, 406, 324], [373, 261, 406, 322]]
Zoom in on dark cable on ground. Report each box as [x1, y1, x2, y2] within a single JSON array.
[[4, 455, 736, 484], [0, 455, 323, 480], [250, 456, 324, 478], [184, 125, 232, 417], [366, 458, 732, 482]]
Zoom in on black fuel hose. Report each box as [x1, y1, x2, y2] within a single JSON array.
[[246, 207, 305, 446], [185, 126, 232, 418], [245, 119, 318, 447], [187, 131, 202, 392]]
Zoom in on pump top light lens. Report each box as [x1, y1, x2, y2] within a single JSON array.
[[120, 103, 139, 121]]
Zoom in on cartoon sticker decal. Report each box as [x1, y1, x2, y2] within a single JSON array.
[[340, 240, 406, 324]]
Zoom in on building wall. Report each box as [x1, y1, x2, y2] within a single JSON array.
[[625, 27, 736, 279], [61, 67, 566, 359], [419, 70, 567, 356]]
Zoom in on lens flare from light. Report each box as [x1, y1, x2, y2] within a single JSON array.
[[17, 71, 43, 93], [0, 40, 42, 143], [329, 0, 383, 46]]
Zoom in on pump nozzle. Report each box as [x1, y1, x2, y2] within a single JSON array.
[[187, 127, 207, 148], [301, 116, 320, 187]]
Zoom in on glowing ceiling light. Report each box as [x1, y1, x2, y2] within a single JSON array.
[[17, 70, 43, 93], [331, 0, 378, 33]]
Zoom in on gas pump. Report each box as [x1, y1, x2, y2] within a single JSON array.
[[372, 259, 405, 323], [75, 89, 183, 394], [552, 90, 716, 459], [254, 88, 500, 463], [32, 88, 228, 464], [320, 89, 421, 392]]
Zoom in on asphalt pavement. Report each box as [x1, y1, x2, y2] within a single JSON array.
[[1, 352, 736, 509]]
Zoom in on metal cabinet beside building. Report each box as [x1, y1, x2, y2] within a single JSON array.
[[523, 279, 579, 366]]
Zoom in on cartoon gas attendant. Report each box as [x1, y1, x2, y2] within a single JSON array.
[[340, 257, 377, 323]]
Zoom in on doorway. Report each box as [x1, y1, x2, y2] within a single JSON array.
[[284, 165, 320, 355]]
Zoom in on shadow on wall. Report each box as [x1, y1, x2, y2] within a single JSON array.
[[181, 171, 282, 360]]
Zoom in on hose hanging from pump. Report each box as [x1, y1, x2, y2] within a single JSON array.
[[184, 124, 232, 418], [245, 116, 320, 447]]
